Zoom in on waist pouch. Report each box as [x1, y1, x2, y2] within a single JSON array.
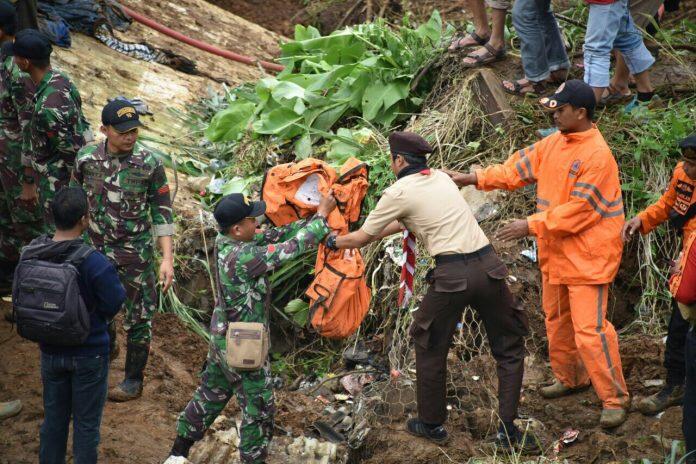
[[225, 322, 269, 370]]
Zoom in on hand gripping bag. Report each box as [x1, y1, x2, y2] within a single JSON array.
[[262, 157, 371, 338]]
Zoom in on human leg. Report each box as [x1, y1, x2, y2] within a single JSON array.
[[71, 355, 109, 464], [541, 277, 590, 388], [683, 328, 696, 464], [109, 260, 156, 401], [174, 354, 237, 455], [584, 1, 626, 100], [235, 367, 275, 464], [568, 284, 629, 410], [39, 353, 72, 464]]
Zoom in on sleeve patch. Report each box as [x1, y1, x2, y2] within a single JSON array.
[[157, 185, 170, 195]]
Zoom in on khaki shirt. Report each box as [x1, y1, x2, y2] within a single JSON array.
[[361, 169, 490, 256]]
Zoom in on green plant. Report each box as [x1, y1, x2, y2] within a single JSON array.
[[205, 12, 453, 159]]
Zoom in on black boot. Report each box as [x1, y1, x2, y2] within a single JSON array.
[[494, 421, 540, 453], [169, 435, 195, 458], [108, 341, 149, 402]]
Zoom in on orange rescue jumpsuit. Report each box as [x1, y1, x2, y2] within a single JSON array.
[[476, 126, 629, 409]]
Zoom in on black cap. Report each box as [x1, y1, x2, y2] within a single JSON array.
[[539, 79, 596, 119], [102, 99, 144, 133], [388, 131, 433, 158], [680, 133, 696, 160], [213, 193, 266, 230], [11, 29, 52, 60], [0, 1, 16, 35]]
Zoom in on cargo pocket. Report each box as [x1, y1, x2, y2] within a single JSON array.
[[433, 278, 468, 293], [409, 311, 436, 350], [486, 263, 509, 281]]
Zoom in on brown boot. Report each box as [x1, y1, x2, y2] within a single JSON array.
[[600, 408, 627, 428], [637, 384, 684, 415], [539, 380, 588, 399]]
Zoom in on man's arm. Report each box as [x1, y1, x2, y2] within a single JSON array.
[[148, 162, 175, 292], [633, 172, 679, 235], [237, 216, 332, 279], [334, 220, 402, 249]]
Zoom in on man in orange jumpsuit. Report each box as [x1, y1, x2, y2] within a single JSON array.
[[448, 79, 630, 428], [622, 133, 696, 415]]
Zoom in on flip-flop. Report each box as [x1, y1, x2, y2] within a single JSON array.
[[448, 31, 490, 51], [598, 90, 633, 107], [502, 78, 548, 97], [462, 43, 506, 68]]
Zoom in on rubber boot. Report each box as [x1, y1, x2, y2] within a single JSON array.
[[637, 384, 684, 415], [599, 408, 627, 428], [108, 341, 149, 402], [540, 380, 589, 399], [168, 435, 195, 458]]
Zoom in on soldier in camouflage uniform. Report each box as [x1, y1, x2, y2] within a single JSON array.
[[72, 99, 175, 401], [0, 2, 42, 286], [166, 193, 336, 464], [12, 29, 89, 230]]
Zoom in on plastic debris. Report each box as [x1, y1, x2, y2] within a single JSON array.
[[644, 379, 665, 388], [340, 373, 375, 396], [334, 394, 350, 402], [520, 246, 537, 263], [553, 428, 580, 454]]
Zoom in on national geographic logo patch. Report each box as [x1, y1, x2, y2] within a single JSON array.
[[116, 107, 136, 119]]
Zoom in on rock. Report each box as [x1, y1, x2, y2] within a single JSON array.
[[460, 185, 500, 222]]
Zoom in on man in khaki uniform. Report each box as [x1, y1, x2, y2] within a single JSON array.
[[327, 132, 533, 450]]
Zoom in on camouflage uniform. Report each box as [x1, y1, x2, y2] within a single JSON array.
[[23, 67, 88, 229], [176, 216, 330, 463], [71, 140, 174, 346], [0, 42, 42, 262]]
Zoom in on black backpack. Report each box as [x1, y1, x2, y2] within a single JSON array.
[[12, 238, 95, 346]]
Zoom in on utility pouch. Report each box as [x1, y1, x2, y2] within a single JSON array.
[[225, 322, 269, 370]]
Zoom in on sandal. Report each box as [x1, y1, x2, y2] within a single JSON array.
[[598, 88, 633, 107], [502, 78, 549, 97], [448, 31, 490, 51], [462, 43, 507, 68]]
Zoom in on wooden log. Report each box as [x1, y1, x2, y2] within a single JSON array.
[[471, 68, 514, 128]]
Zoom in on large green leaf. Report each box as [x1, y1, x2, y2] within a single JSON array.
[[415, 11, 443, 44], [253, 107, 303, 137], [204, 101, 255, 142], [361, 80, 409, 121]]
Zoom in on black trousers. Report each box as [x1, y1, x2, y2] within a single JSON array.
[[409, 248, 529, 425], [16, 0, 38, 30], [684, 328, 696, 464], [666, 299, 690, 386]]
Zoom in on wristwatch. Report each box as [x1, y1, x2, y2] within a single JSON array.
[[326, 234, 338, 251]]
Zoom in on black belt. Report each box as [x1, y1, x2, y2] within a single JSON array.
[[434, 244, 493, 265]]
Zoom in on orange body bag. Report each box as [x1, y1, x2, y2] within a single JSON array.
[[262, 158, 371, 338]]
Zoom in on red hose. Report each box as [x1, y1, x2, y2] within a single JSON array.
[[121, 5, 285, 73]]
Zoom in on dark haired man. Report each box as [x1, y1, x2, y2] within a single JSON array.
[[0, 0, 42, 290], [448, 80, 630, 428], [72, 99, 174, 402], [22, 186, 125, 463], [12, 29, 88, 229], [622, 134, 696, 416], [327, 131, 532, 450], [168, 192, 336, 464]]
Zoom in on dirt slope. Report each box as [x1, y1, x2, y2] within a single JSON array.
[[50, 0, 283, 142]]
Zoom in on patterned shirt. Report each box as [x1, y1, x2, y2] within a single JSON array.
[[22, 68, 88, 172], [72, 140, 174, 264]]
